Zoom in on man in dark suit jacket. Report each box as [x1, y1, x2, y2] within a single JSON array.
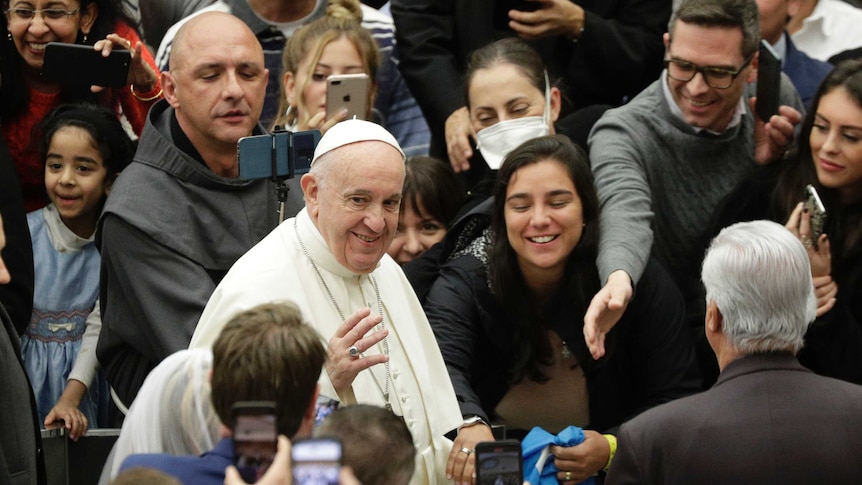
[[0, 212, 46, 485], [606, 220, 862, 484], [756, 0, 832, 107]]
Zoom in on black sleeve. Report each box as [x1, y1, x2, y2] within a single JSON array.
[[562, 0, 671, 108], [389, 0, 465, 137], [615, 259, 702, 424], [799, 298, 862, 385], [0, 137, 34, 336], [423, 256, 488, 421]]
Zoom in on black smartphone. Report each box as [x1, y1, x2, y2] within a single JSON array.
[[493, 0, 540, 31], [755, 40, 782, 122], [237, 130, 321, 180], [475, 440, 523, 485], [232, 401, 278, 483], [326, 74, 369, 121], [292, 437, 342, 485], [804, 184, 827, 247], [42, 42, 131, 88]]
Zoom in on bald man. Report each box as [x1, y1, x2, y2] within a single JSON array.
[[97, 12, 289, 408], [191, 120, 461, 485]]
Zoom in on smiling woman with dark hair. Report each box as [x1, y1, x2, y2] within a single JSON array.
[[706, 59, 862, 386], [1, 0, 160, 211], [423, 134, 700, 484]]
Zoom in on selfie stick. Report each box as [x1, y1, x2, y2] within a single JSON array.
[[269, 133, 290, 225]]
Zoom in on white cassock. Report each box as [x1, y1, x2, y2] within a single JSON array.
[[191, 208, 461, 485]]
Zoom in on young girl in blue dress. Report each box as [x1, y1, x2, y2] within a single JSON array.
[[21, 103, 134, 439]]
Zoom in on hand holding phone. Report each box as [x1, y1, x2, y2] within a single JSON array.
[[232, 401, 278, 483], [755, 40, 782, 122]]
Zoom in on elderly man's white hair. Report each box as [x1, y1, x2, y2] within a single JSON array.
[[701, 220, 817, 354]]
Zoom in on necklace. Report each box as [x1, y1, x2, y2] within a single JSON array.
[[294, 218, 392, 410], [561, 341, 573, 359]]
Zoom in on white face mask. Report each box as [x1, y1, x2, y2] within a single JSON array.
[[475, 71, 552, 170]]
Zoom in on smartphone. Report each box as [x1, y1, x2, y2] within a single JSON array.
[[292, 438, 342, 485], [755, 40, 782, 122], [42, 42, 131, 88], [232, 401, 278, 483], [313, 394, 340, 428], [237, 130, 321, 180], [326, 73, 369, 121], [493, 0, 540, 31], [475, 440, 523, 485], [804, 184, 827, 247]]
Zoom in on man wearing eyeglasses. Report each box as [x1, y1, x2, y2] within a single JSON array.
[[584, 0, 804, 387]]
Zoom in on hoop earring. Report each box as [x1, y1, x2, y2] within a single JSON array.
[[284, 105, 294, 119]]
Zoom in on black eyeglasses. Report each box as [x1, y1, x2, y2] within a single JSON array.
[[664, 53, 755, 89], [6, 7, 81, 22]]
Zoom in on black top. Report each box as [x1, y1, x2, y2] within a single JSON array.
[[420, 200, 702, 433], [705, 165, 862, 385]]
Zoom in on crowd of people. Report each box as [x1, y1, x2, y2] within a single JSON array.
[[3, 0, 862, 484]]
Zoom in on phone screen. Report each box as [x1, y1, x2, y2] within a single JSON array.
[[233, 405, 278, 483], [475, 440, 523, 485], [292, 438, 342, 485], [312, 395, 339, 428], [290, 130, 321, 176]]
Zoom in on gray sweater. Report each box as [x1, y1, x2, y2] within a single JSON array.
[[589, 73, 803, 299]]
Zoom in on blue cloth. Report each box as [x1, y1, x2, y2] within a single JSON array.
[[522, 426, 596, 485], [782, 33, 833, 108], [21, 206, 108, 427], [120, 437, 234, 485]]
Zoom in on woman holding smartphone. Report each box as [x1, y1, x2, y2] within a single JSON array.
[[423, 135, 700, 484], [272, 0, 376, 135], [706, 59, 862, 386], [1, 0, 160, 211]]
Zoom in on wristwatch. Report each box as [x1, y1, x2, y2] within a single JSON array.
[[458, 415, 489, 433]]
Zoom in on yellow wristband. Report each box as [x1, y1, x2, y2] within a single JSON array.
[[603, 434, 617, 470]]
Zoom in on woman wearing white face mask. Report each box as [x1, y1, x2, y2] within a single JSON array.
[[456, 38, 610, 199], [467, 38, 562, 170]]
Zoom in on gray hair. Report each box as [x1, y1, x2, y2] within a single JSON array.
[[701, 220, 816, 354], [669, 0, 760, 58]]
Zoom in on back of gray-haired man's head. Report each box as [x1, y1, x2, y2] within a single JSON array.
[[669, 0, 761, 58], [701, 220, 816, 354]]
